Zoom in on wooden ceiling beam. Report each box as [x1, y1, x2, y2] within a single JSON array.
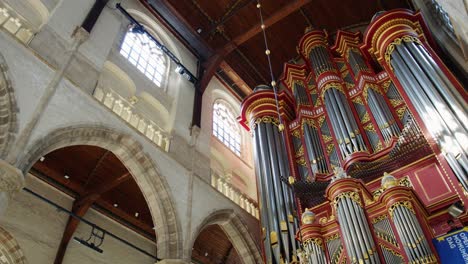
[[144, 0, 214, 60], [53, 172, 131, 264], [76, 172, 131, 207], [222, 0, 312, 54]]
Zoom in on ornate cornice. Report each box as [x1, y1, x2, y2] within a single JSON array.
[[362, 9, 428, 64]]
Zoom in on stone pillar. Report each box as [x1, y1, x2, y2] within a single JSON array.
[[7, 27, 89, 165], [239, 85, 298, 264], [326, 168, 379, 264], [362, 9, 468, 192], [0, 159, 24, 218]]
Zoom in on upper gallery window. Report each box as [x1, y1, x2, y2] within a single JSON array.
[[120, 28, 166, 88], [213, 101, 241, 156]]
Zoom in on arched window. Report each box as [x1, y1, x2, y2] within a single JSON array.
[[120, 28, 166, 88], [213, 101, 241, 156]]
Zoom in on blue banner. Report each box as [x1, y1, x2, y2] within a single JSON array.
[[433, 227, 468, 264]]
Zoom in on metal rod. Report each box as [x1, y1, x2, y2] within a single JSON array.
[[115, 3, 197, 83], [22, 187, 159, 260]]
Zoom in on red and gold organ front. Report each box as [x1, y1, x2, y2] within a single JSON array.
[[239, 9, 467, 264]]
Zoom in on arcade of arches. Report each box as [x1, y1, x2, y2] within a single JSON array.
[[0, 0, 466, 264]]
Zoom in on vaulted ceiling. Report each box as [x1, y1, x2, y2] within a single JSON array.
[[31, 145, 155, 263], [192, 225, 240, 264], [141, 0, 412, 96]]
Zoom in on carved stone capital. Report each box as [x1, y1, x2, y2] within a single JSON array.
[[0, 159, 24, 193]]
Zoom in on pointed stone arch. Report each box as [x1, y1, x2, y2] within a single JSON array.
[[0, 225, 27, 263], [190, 209, 262, 264], [16, 125, 182, 259], [0, 53, 18, 159]]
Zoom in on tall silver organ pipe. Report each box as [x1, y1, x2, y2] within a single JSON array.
[[327, 171, 379, 264], [324, 86, 367, 158], [366, 88, 401, 142], [303, 121, 328, 174], [249, 86, 299, 264], [389, 39, 468, 190]]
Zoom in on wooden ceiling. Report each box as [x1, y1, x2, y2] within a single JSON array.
[[192, 225, 240, 264], [31, 145, 154, 262], [142, 0, 411, 94]]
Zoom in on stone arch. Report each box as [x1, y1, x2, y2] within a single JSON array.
[[16, 125, 182, 259], [189, 209, 262, 264], [0, 226, 27, 263], [0, 53, 18, 160]]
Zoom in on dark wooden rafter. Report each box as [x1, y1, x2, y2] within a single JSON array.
[[202, 0, 256, 38], [221, 0, 313, 54], [53, 172, 131, 264], [299, 8, 314, 28], [143, 0, 214, 60]]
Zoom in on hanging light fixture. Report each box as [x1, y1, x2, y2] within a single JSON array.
[[74, 225, 106, 253]]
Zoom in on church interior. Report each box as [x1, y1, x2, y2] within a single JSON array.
[[0, 0, 466, 263]]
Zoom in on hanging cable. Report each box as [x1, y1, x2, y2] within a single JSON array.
[[255, 1, 284, 132]]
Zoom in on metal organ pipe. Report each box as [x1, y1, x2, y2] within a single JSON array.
[[265, 123, 291, 258], [325, 91, 349, 157], [367, 88, 401, 142], [253, 125, 273, 263], [390, 43, 468, 190], [273, 130, 298, 255], [257, 123, 283, 260], [389, 203, 435, 263]]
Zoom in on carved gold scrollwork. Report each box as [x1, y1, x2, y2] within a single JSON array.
[[379, 243, 404, 259], [334, 191, 362, 207], [320, 82, 345, 99], [382, 80, 392, 93], [385, 35, 422, 69], [372, 215, 388, 224], [292, 129, 301, 138], [250, 116, 280, 130], [388, 200, 415, 218], [325, 233, 340, 242], [302, 118, 315, 128], [303, 238, 324, 249], [373, 188, 384, 199], [396, 107, 407, 121], [352, 96, 364, 105], [399, 177, 412, 187]]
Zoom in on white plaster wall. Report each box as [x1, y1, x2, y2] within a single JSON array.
[[0, 31, 52, 133], [0, 0, 260, 258], [0, 176, 156, 264]]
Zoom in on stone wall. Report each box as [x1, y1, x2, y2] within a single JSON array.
[[0, 0, 261, 262]]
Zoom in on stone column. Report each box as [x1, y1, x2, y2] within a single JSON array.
[[326, 168, 379, 264], [0, 159, 24, 218], [379, 173, 438, 263], [7, 27, 89, 165], [362, 9, 468, 192]]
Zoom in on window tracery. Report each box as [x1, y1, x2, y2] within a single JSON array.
[[120, 28, 166, 88], [213, 101, 241, 156]]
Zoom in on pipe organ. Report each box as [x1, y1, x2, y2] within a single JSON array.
[[239, 9, 467, 264]]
